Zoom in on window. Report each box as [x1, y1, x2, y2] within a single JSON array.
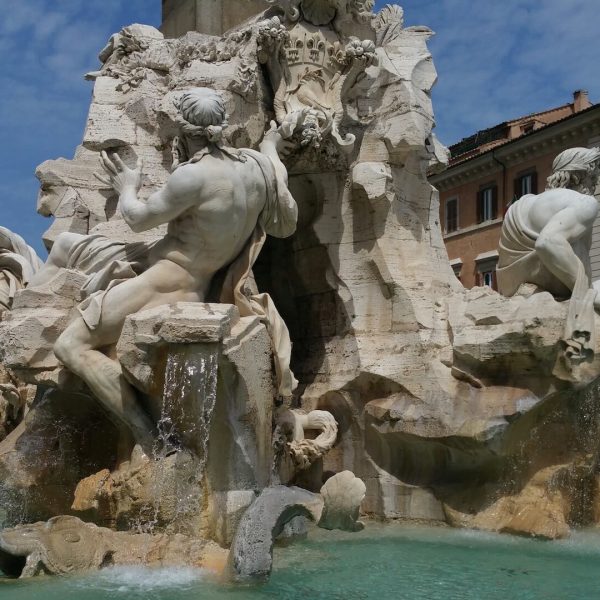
[[477, 185, 498, 223], [522, 122, 535, 135], [445, 198, 459, 233], [514, 171, 538, 200], [481, 270, 495, 288], [475, 252, 499, 290]]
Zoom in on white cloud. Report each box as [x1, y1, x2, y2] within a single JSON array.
[[0, 0, 160, 253], [392, 0, 600, 145]]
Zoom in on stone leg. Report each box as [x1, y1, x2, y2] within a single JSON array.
[[54, 263, 207, 454], [55, 318, 155, 453]]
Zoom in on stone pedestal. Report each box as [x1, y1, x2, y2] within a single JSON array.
[[90, 302, 276, 540]]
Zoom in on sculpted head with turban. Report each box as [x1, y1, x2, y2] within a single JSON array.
[[172, 88, 232, 169], [547, 147, 600, 194], [175, 87, 228, 143]]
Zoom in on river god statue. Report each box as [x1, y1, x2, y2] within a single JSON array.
[[40, 87, 298, 454], [497, 146, 600, 367]]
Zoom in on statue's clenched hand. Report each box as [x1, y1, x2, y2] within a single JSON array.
[[260, 120, 297, 157], [96, 151, 143, 194]]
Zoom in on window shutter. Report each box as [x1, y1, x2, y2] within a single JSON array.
[[446, 199, 457, 232], [476, 191, 482, 224], [514, 177, 520, 200], [531, 172, 538, 194], [454, 198, 459, 230], [491, 186, 498, 219]]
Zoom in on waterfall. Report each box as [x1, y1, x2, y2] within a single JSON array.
[[134, 343, 219, 535]]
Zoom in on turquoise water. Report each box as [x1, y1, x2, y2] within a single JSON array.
[[2, 523, 600, 599]]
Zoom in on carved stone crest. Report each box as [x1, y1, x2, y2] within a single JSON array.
[[257, 3, 377, 151]]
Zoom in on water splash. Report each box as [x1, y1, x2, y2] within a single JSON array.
[[76, 566, 207, 594]]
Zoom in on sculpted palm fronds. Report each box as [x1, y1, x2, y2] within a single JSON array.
[[374, 4, 404, 46], [0, 227, 43, 314]]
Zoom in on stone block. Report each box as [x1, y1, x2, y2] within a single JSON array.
[[83, 104, 137, 150]]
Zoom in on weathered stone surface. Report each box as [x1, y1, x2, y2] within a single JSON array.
[[1, 270, 87, 384], [227, 471, 366, 583], [72, 449, 204, 534], [443, 462, 591, 541], [0, 391, 119, 526], [0, 515, 227, 578], [83, 104, 138, 150], [227, 486, 323, 583], [318, 471, 366, 532]]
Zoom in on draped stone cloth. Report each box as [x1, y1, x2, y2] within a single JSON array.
[[497, 195, 596, 372], [0, 227, 44, 312], [551, 147, 600, 176], [70, 147, 298, 397], [217, 149, 299, 397], [497, 195, 539, 298]]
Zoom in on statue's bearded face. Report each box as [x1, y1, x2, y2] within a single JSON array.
[[582, 162, 600, 195]]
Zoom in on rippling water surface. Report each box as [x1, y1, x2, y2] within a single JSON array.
[[1, 523, 599, 599]]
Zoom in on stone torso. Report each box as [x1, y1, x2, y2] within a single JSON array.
[[151, 151, 269, 279]]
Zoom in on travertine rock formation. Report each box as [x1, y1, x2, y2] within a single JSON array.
[[0, 515, 227, 578], [71, 302, 275, 541]]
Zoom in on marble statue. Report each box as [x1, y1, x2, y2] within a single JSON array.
[[43, 87, 299, 454], [497, 147, 600, 366]]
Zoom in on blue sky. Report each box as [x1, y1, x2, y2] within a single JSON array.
[[0, 0, 599, 255]]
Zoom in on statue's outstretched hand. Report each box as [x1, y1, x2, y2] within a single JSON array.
[[96, 151, 143, 194]]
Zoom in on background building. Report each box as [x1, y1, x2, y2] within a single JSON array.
[[429, 91, 600, 289]]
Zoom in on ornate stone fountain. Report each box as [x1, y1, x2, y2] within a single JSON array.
[[0, 0, 600, 582]]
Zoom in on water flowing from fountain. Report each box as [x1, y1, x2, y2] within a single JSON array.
[[132, 344, 220, 535]]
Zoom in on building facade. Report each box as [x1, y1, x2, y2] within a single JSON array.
[[429, 92, 600, 289]]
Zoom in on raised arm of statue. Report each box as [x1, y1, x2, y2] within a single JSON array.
[[98, 152, 202, 233], [259, 121, 291, 187]]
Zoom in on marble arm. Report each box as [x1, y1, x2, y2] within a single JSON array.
[[258, 119, 305, 187], [100, 152, 199, 233]]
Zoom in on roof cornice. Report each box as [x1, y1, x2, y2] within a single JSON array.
[[431, 105, 600, 190]]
